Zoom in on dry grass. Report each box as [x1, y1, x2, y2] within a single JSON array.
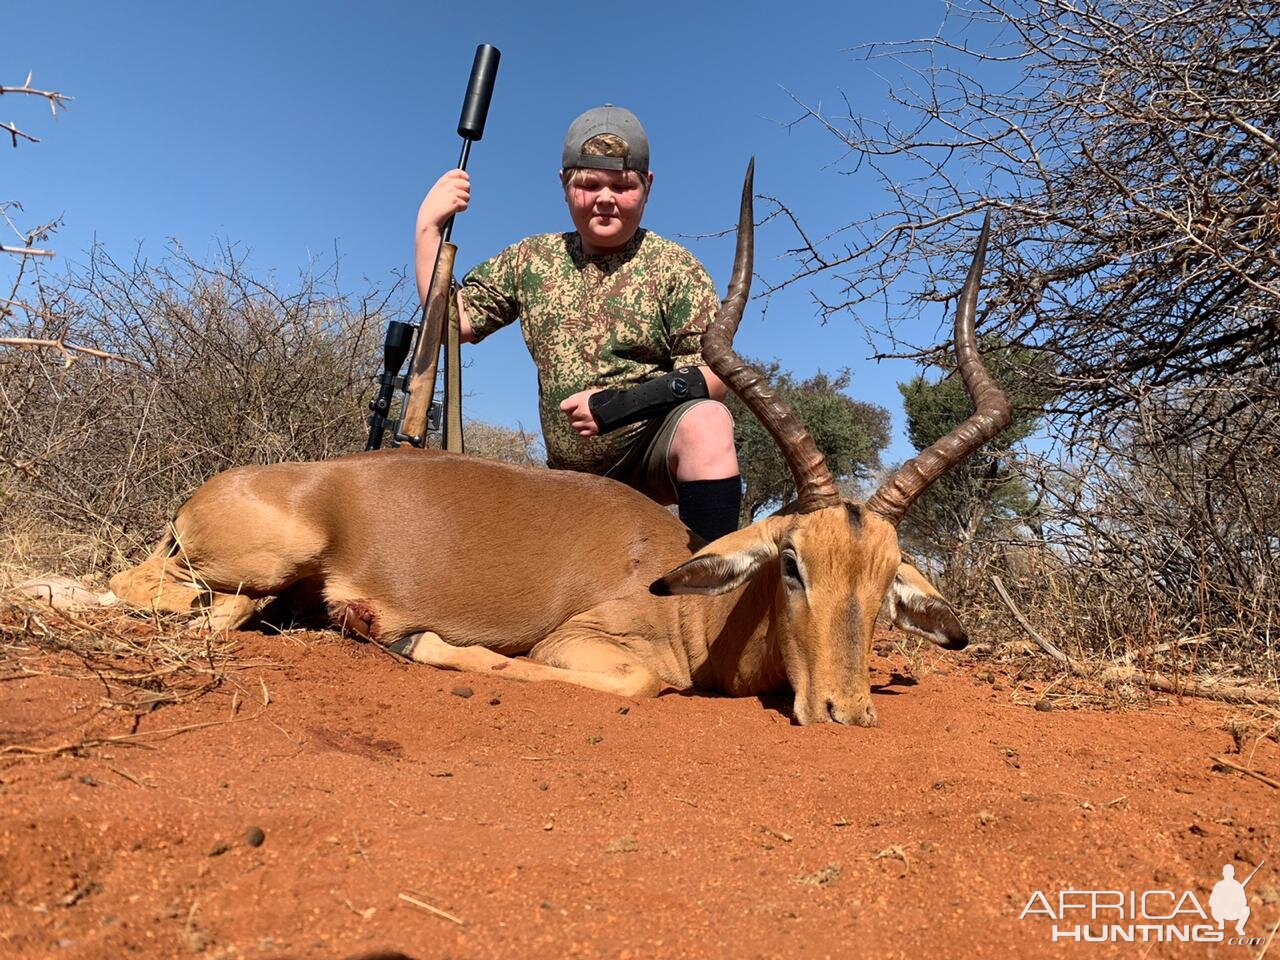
[[0, 591, 274, 758], [4, 242, 1277, 705], [0, 245, 556, 751], [1, 243, 545, 585], [2, 244, 392, 573]]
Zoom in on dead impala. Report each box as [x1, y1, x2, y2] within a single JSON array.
[[108, 163, 1009, 726]]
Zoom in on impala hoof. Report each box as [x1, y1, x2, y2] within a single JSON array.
[[850, 702, 878, 727], [828, 699, 878, 727], [794, 698, 879, 727]]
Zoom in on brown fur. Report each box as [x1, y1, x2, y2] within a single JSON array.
[[111, 446, 965, 725]]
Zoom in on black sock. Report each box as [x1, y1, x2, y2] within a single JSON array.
[[677, 476, 742, 543]]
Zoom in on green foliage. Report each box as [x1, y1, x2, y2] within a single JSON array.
[[726, 360, 891, 521], [896, 340, 1047, 579]]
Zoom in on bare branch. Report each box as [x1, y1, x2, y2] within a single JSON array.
[[780, 0, 1280, 669], [1, 244, 55, 258], [772, 0, 1279, 424], [0, 73, 73, 115], [1, 120, 39, 147], [0, 337, 142, 368]]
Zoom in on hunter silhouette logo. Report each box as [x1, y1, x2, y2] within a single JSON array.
[[1210, 861, 1263, 936], [1020, 860, 1267, 945]]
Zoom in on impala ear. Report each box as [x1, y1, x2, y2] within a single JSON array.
[[651, 518, 786, 596], [884, 561, 968, 650]]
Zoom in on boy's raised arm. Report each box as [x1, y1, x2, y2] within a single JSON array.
[[414, 169, 471, 305]]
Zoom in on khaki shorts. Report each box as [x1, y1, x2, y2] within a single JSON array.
[[603, 399, 723, 505]]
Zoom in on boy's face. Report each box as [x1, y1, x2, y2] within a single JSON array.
[[561, 167, 652, 255]]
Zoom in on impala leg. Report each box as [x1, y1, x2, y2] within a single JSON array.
[[529, 632, 664, 697], [400, 632, 662, 699]]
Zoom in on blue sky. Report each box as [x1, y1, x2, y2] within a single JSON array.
[[8, 0, 964, 463]]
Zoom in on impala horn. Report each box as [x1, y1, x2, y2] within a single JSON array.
[[701, 160, 842, 514], [865, 214, 1011, 525]]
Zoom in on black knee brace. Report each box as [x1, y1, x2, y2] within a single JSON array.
[[588, 366, 710, 434]]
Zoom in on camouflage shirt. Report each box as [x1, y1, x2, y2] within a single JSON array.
[[458, 229, 720, 474]]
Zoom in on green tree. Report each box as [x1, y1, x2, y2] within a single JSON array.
[[896, 341, 1046, 583], [727, 360, 891, 521]]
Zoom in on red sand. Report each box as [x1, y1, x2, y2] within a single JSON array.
[[2, 630, 1277, 959]]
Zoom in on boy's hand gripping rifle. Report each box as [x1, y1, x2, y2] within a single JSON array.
[[366, 43, 500, 453]]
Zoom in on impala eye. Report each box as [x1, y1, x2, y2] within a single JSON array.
[[782, 551, 803, 585]]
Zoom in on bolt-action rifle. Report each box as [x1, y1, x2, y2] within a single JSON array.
[[366, 43, 501, 452]]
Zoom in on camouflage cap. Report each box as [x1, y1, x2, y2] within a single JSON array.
[[561, 105, 649, 174]]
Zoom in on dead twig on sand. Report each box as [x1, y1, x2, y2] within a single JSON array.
[[1210, 755, 1280, 791], [104, 763, 149, 787], [398, 892, 463, 925], [0, 715, 255, 759], [992, 575, 1069, 665], [0, 596, 266, 728], [992, 576, 1280, 706], [1255, 919, 1278, 960]]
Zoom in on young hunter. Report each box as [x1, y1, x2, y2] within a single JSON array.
[[413, 105, 742, 543]]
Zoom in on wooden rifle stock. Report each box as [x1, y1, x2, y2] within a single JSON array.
[[401, 241, 457, 446], [363, 43, 498, 452], [443, 278, 464, 451]]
